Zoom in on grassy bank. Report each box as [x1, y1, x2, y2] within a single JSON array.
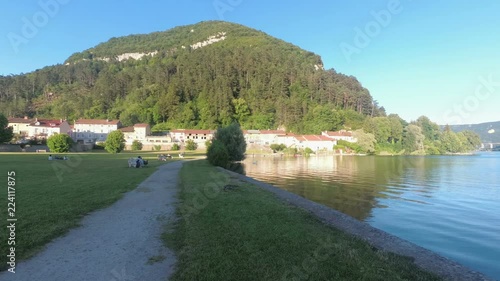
[[0, 151, 179, 270], [166, 160, 443, 281]]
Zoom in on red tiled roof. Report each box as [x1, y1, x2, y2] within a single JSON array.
[[134, 123, 149, 128], [8, 117, 33, 124], [119, 126, 135, 133], [170, 129, 214, 134], [30, 119, 65, 127], [259, 130, 286, 135], [295, 135, 334, 142], [324, 131, 353, 137], [75, 119, 120, 125]]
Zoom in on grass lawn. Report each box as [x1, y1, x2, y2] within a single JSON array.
[[0, 150, 187, 271], [166, 160, 443, 281]]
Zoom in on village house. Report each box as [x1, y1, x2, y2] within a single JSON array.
[[170, 129, 214, 143], [322, 130, 357, 143], [27, 118, 71, 139], [294, 135, 337, 151], [243, 130, 261, 144], [275, 133, 298, 147], [7, 117, 33, 136], [72, 119, 122, 144], [258, 130, 287, 145]]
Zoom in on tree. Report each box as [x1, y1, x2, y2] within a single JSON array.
[[213, 123, 246, 162], [131, 140, 143, 151], [353, 129, 376, 154], [185, 139, 198, 150], [47, 133, 73, 152], [206, 140, 229, 167], [458, 130, 481, 152], [0, 113, 13, 143], [105, 130, 125, 153], [171, 143, 180, 151], [403, 124, 425, 154]]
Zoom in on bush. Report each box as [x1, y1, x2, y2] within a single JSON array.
[[153, 145, 161, 151], [47, 133, 73, 153], [105, 130, 125, 153], [303, 147, 314, 155], [94, 142, 105, 150], [171, 143, 180, 151], [270, 143, 286, 153], [213, 123, 246, 162], [186, 139, 198, 151], [206, 140, 229, 167], [205, 139, 212, 151], [131, 140, 143, 151]]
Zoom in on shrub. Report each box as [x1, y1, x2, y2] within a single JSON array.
[[206, 140, 229, 167], [94, 142, 106, 150], [186, 139, 198, 151], [205, 139, 212, 151], [153, 145, 161, 151], [304, 147, 314, 155], [131, 140, 143, 151], [47, 133, 73, 153], [270, 143, 286, 152], [105, 130, 125, 153], [171, 143, 180, 151], [213, 123, 246, 162]]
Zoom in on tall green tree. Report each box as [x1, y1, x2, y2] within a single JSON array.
[[213, 122, 246, 162], [0, 113, 13, 143], [403, 124, 425, 154], [105, 130, 125, 153]]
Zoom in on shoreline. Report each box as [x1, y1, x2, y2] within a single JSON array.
[[219, 167, 493, 281]]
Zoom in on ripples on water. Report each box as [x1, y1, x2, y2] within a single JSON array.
[[243, 153, 500, 279]]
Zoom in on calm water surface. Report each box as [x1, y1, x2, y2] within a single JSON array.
[[243, 153, 500, 280]]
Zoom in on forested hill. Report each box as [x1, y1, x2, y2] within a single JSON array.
[[0, 20, 385, 133], [448, 121, 500, 143]]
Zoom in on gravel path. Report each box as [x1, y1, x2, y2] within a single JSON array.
[[1, 161, 182, 281]]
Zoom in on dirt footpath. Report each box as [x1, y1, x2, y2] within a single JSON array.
[[1, 161, 182, 281]]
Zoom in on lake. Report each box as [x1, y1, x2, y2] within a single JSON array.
[[242, 152, 500, 280]]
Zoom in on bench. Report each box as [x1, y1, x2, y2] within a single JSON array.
[[36, 149, 47, 153]]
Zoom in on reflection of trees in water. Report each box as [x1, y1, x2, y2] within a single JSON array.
[[243, 156, 440, 221]]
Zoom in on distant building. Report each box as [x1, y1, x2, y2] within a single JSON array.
[[170, 129, 214, 143], [321, 130, 357, 143], [7, 116, 34, 136], [72, 119, 122, 144], [27, 118, 71, 139], [294, 135, 337, 151]]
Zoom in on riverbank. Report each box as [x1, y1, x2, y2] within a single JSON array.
[[165, 160, 447, 281]]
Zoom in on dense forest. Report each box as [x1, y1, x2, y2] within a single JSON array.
[[0, 21, 481, 154]]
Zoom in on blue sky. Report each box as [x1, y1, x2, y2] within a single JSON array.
[[1, 0, 499, 125]]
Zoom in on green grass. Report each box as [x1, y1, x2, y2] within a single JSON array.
[[166, 160, 443, 281], [0, 151, 179, 270]]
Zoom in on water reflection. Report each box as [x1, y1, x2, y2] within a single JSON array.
[[242, 153, 500, 279]]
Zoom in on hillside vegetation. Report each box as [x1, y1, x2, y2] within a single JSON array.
[[0, 21, 383, 133]]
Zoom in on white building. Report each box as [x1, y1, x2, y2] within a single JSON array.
[[7, 117, 33, 136], [27, 118, 71, 139], [170, 129, 214, 143], [72, 119, 122, 144], [322, 130, 357, 143], [294, 135, 337, 151]]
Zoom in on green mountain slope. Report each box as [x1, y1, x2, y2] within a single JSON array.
[[0, 21, 384, 133], [448, 121, 500, 143]]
